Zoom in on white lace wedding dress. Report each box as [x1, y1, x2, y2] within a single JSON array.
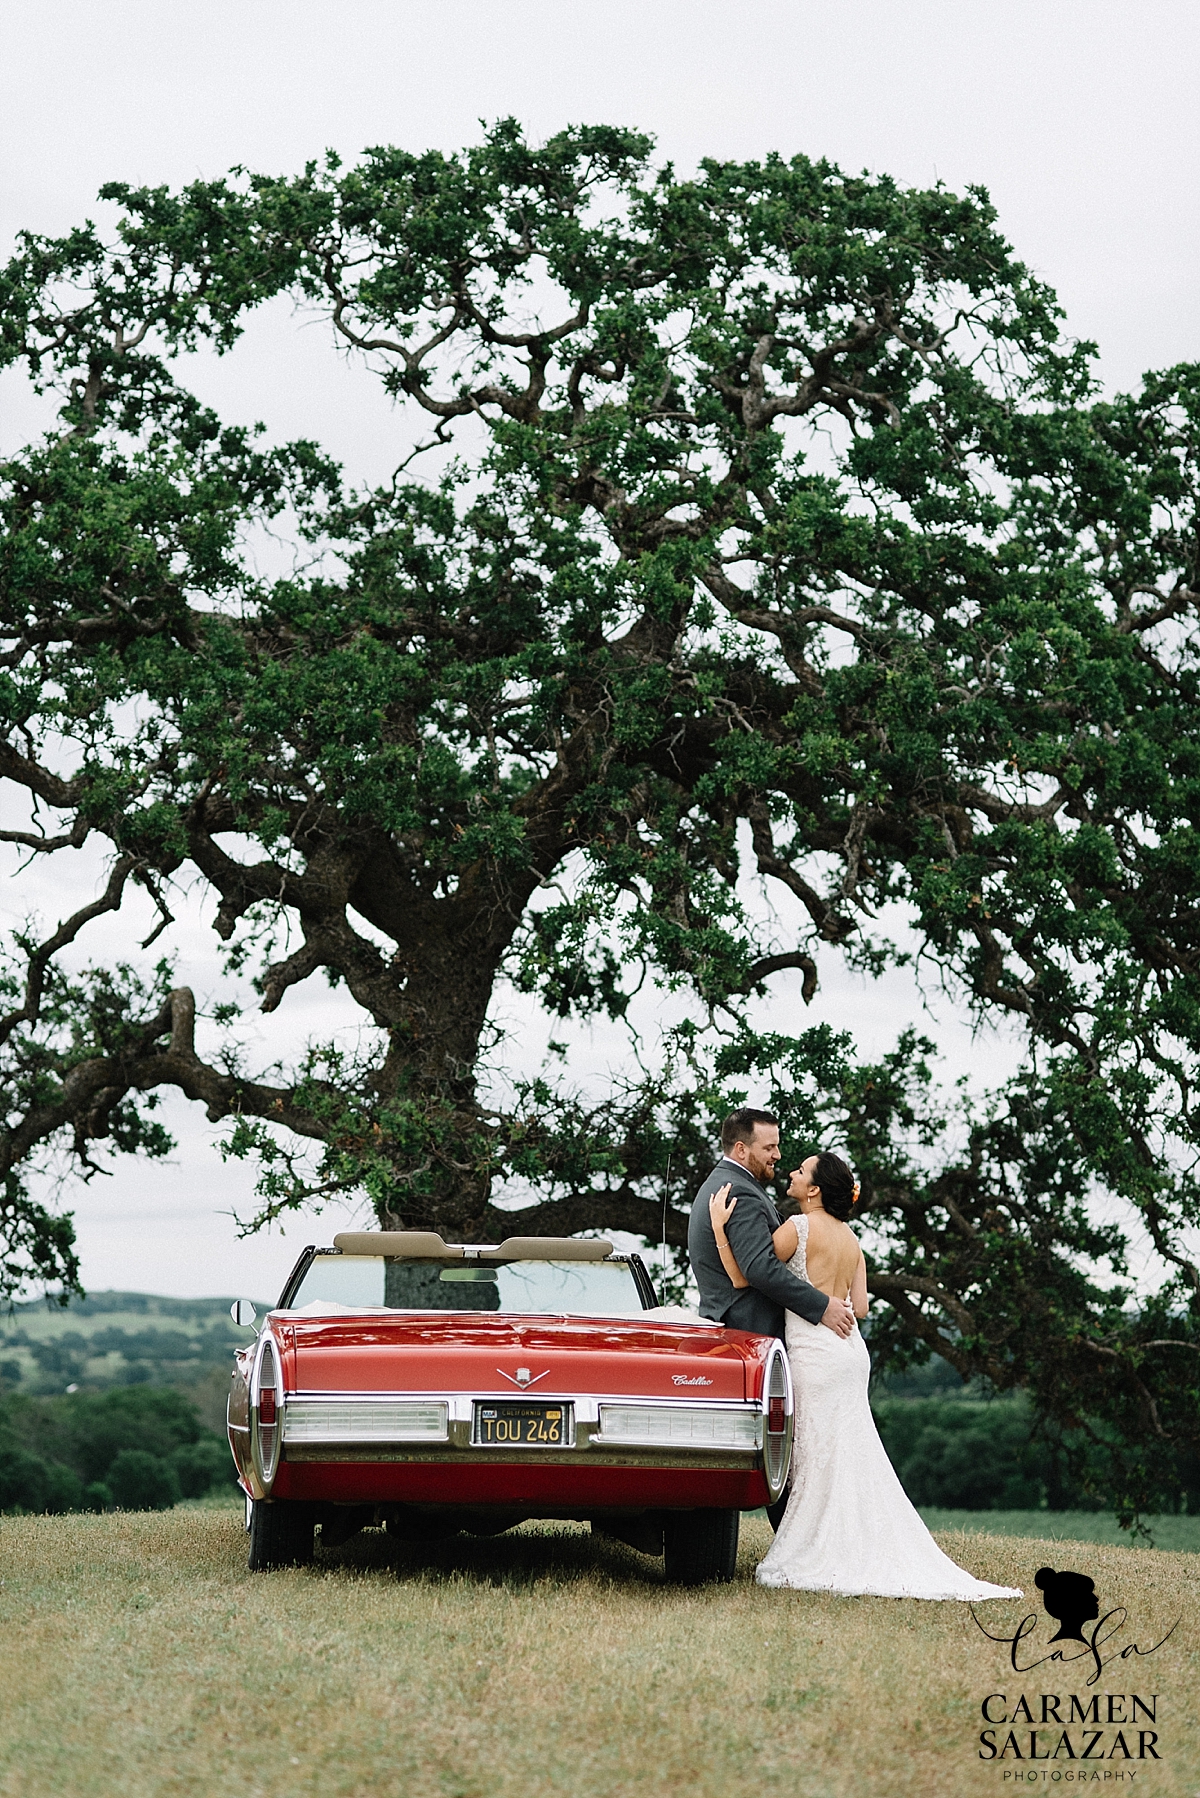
[[756, 1218, 1022, 1600]]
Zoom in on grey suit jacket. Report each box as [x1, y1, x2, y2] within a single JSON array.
[[688, 1159, 829, 1339]]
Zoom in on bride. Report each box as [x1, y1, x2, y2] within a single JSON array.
[[710, 1150, 1021, 1600]]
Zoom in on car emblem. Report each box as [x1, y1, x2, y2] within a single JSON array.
[[499, 1366, 549, 1388], [672, 1374, 713, 1386]]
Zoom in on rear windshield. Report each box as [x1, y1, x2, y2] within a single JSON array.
[[287, 1255, 647, 1318]]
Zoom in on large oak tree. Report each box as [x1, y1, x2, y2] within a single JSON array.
[[3, 124, 1199, 1515]]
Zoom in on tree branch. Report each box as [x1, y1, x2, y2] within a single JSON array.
[[742, 951, 819, 1002], [0, 855, 141, 1050]]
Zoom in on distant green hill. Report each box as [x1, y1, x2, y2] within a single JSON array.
[[0, 1292, 270, 1425], [0, 1292, 285, 1514]]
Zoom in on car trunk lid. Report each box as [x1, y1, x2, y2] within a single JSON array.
[[286, 1313, 753, 1399]]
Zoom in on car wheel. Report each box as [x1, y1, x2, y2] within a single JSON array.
[[662, 1508, 739, 1585], [247, 1498, 315, 1571]]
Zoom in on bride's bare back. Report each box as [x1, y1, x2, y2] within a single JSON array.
[[798, 1210, 864, 1305]]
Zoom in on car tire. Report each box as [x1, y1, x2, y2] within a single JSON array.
[[662, 1508, 739, 1585], [247, 1498, 315, 1571]]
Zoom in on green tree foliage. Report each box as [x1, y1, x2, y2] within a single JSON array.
[[0, 1442, 83, 1513], [875, 1395, 1066, 1511], [105, 1447, 180, 1510], [874, 1383, 1200, 1516], [0, 1386, 233, 1511], [2, 124, 1199, 1518]]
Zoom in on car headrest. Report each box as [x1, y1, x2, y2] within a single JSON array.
[[482, 1237, 614, 1261], [332, 1230, 465, 1259]]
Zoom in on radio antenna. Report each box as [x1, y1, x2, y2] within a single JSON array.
[[661, 1149, 673, 1296]]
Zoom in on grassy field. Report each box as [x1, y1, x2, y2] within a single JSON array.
[[1, 1509, 1196, 1798], [918, 1507, 1200, 1551]]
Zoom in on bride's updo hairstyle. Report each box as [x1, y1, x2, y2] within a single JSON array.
[[812, 1152, 856, 1221]]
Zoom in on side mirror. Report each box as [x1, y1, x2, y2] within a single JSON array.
[[231, 1299, 258, 1327]]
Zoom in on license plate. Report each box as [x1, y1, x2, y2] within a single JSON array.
[[473, 1402, 571, 1447]]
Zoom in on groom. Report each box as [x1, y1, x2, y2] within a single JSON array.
[[688, 1107, 855, 1527]]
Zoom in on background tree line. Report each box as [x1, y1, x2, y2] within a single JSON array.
[[2, 123, 1199, 1522], [0, 1290, 246, 1513], [0, 1384, 235, 1513], [5, 1336, 1197, 1521]]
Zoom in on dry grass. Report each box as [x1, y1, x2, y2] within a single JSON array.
[[1, 1509, 1196, 1798]]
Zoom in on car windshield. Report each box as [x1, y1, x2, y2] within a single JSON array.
[[287, 1255, 647, 1318]]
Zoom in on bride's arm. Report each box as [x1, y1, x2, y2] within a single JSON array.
[[850, 1248, 869, 1318], [709, 1185, 749, 1288], [771, 1218, 798, 1261]]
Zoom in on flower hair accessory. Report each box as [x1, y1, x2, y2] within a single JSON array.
[[852, 1181, 861, 1206]]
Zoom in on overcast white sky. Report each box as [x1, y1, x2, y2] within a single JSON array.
[[2, 0, 1198, 1300]]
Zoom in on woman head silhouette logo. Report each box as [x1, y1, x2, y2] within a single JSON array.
[[1034, 1566, 1100, 1643]]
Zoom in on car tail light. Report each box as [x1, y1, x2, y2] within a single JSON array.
[[761, 1344, 793, 1500], [251, 1336, 283, 1491]]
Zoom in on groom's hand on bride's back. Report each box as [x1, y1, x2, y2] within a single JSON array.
[[819, 1296, 855, 1338]]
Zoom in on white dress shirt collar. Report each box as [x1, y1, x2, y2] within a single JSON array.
[[719, 1153, 764, 1187]]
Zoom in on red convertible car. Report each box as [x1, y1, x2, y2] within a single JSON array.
[[227, 1230, 793, 1584]]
